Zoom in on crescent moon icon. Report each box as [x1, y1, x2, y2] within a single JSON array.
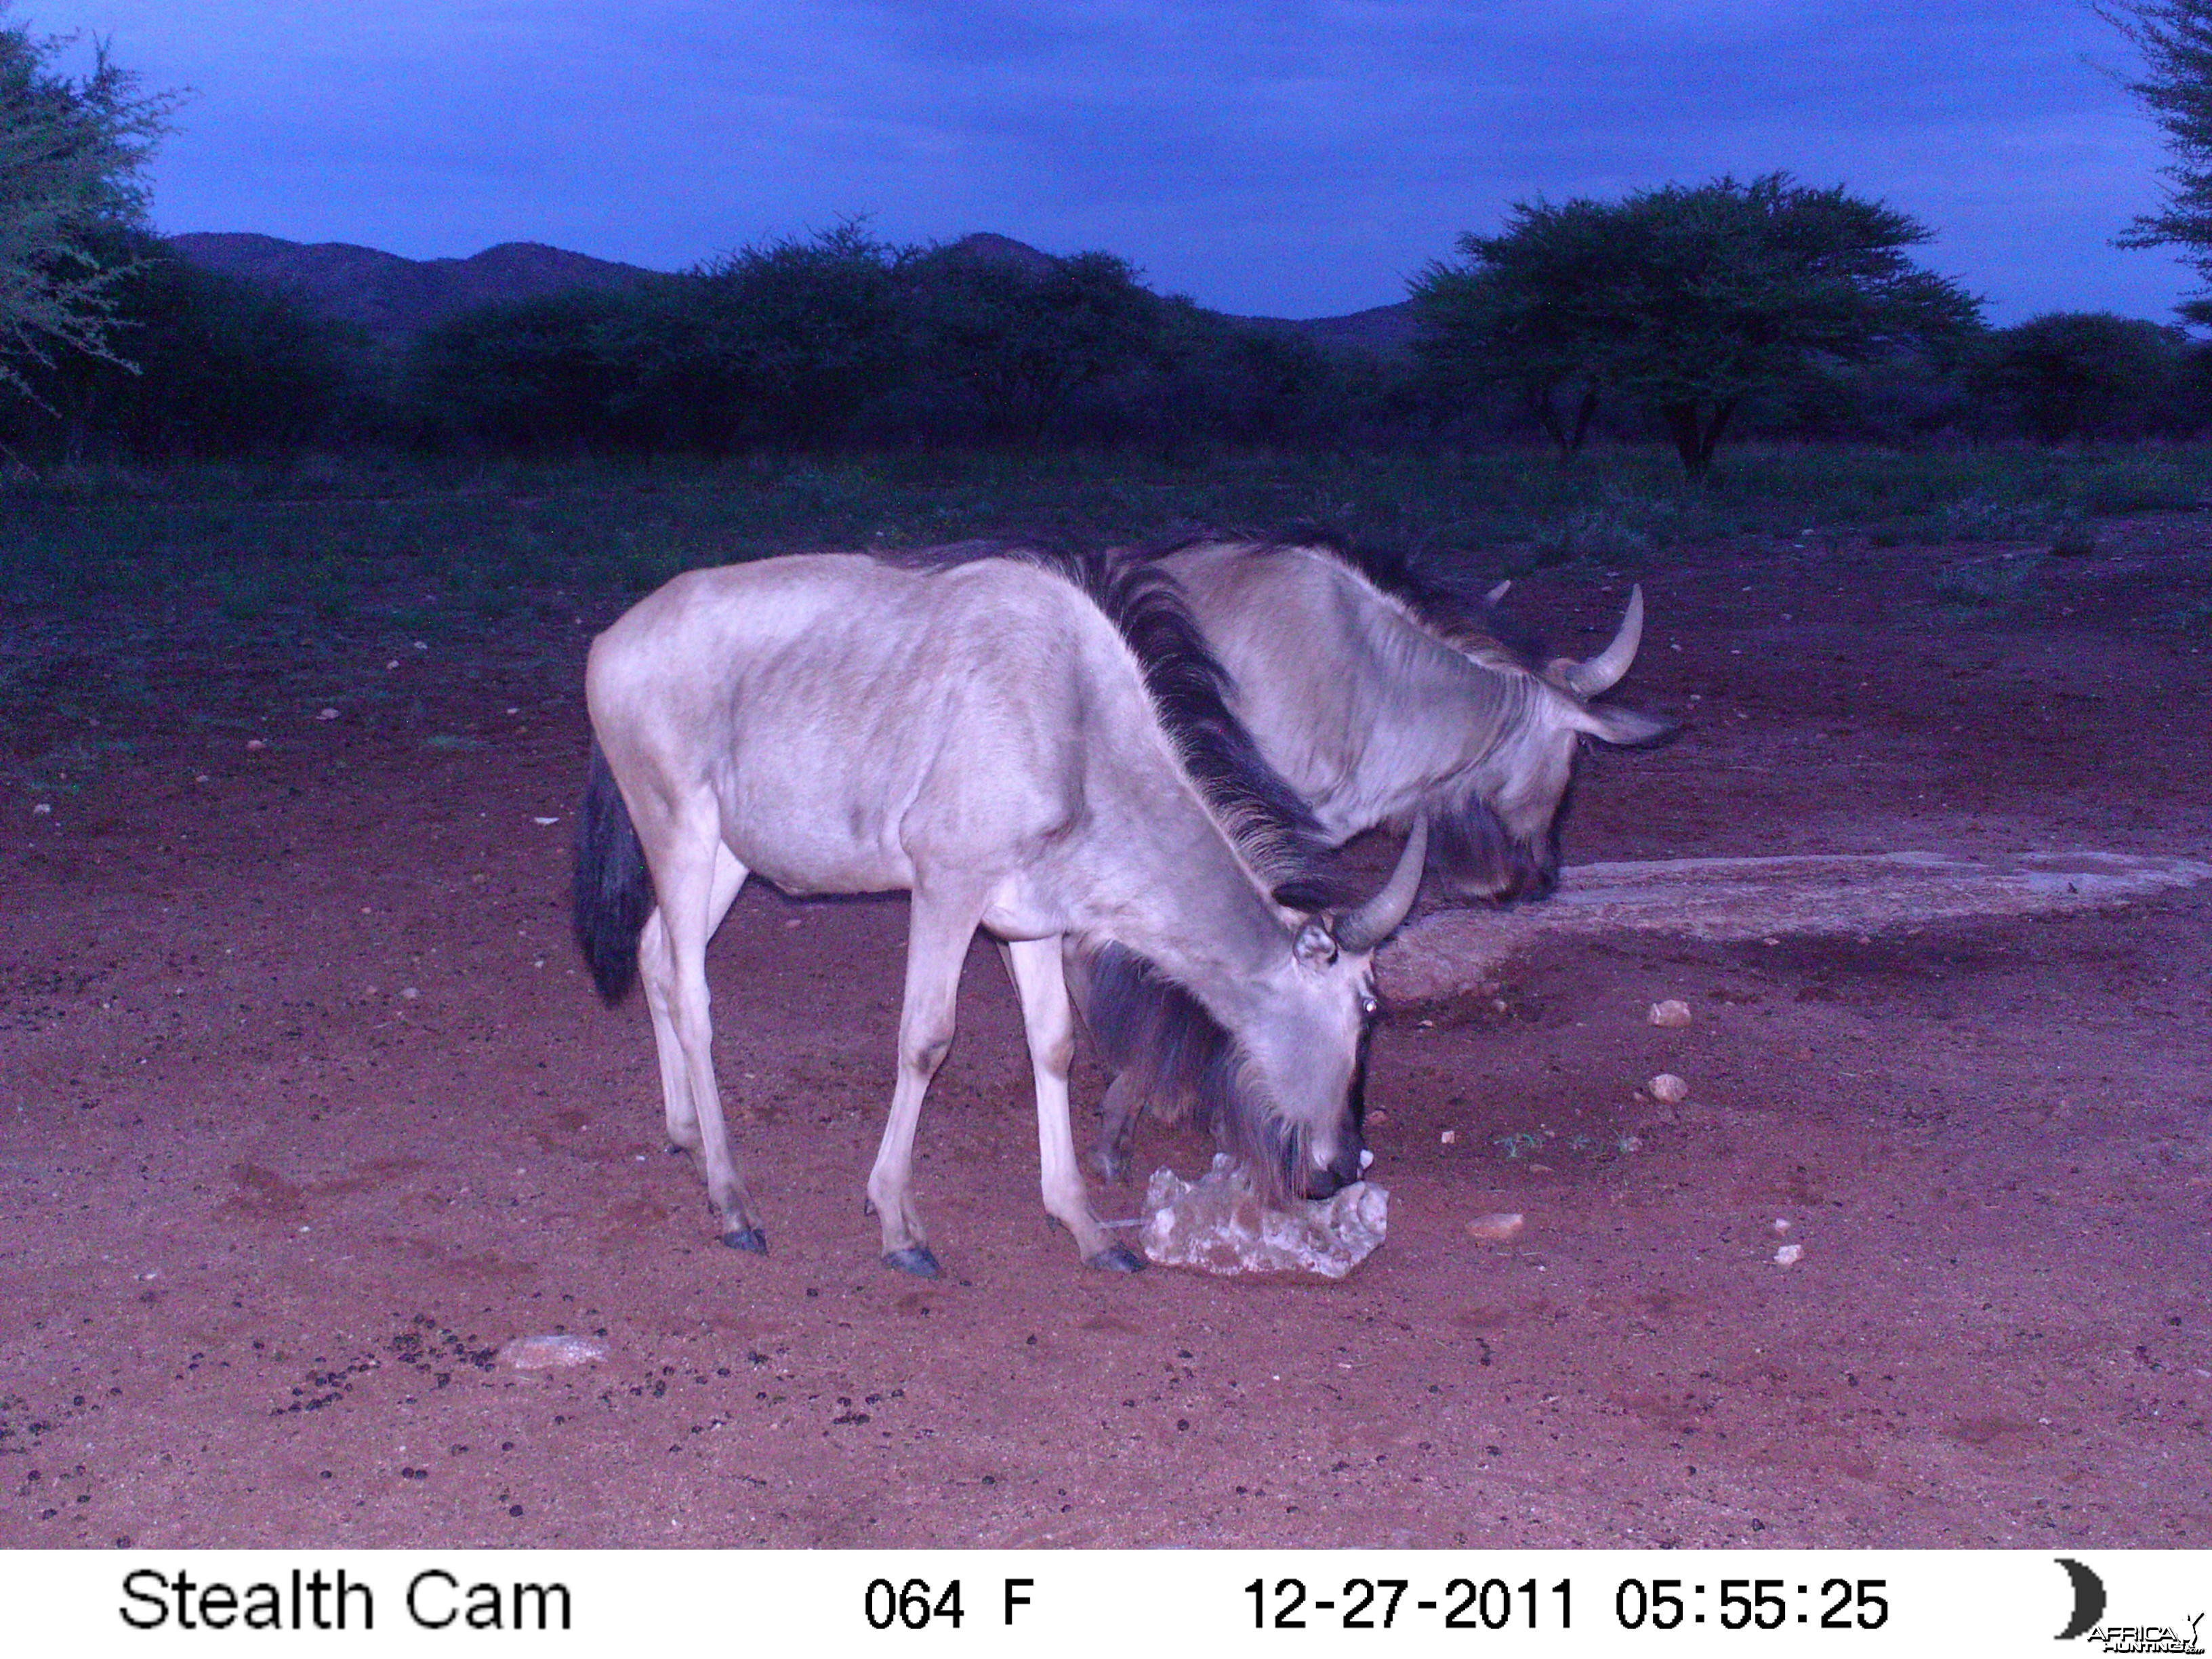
[[2055, 1557, 2106, 1641]]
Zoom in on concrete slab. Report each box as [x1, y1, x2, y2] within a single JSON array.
[[1379, 850, 2212, 1003]]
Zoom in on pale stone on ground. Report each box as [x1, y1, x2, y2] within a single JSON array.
[[1141, 1155, 1388, 1278], [497, 1334, 609, 1370]]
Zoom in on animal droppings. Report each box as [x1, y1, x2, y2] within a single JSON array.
[[1141, 1156, 1387, 1279], [1773, 1244, 1803, 1267], [1648, 1000, 1694, 1027], [1466, 1212, 1525, 1244], [497, 1334, 609, 1370], [1647, 1072, 1690, 1103]]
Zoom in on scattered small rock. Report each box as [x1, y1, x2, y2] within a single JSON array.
[[1773, 1217, 1793, 1233], [1647, 1072, 1690, 1103], [1648, 999, 1693, 1028], [497, 1334, 609, 1370], [1439, 1128, 1458, 1145], [1466, 1212, 1525, 1244], [31, 802, 52, 816], [245, 739, 266, 752], [1773, 1244, 1803, 1267], [316, 708, 340, 721]]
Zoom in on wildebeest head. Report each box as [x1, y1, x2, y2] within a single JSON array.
[[1082, 817, 1428, 1202], [1236, 817, 1428, 1198], [1431, 586, 1675, 906]]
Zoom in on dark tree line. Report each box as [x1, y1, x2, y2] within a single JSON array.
[[397, 226, 1391, 455], [14, 9, 2212, 466], [14, 216, 2209, 466]]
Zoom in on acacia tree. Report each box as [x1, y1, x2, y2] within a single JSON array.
[[2103, 2, 2212, 321], [901, 244, 1165, 438], [0, 9, 178, 397], [1971, 311, 2193, 441], [671, 221, 909, 446], [1412, 174, 1982, 478], [1410, 197, 1615, 457]]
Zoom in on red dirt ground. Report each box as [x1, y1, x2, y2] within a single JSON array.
[[3, 519, 2208, 1549]]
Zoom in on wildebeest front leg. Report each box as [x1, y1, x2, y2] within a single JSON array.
[[1004, 937, 1143, 1272], [866, 893, 979, 1277], [1090, 1070, 1144, 1185]]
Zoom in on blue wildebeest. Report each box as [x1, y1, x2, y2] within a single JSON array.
[[572, 544, 1428, 1277], [1088, 535, 1673, 1180]]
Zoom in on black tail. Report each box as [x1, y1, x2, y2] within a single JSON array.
[[572, 743, 655, 1004]]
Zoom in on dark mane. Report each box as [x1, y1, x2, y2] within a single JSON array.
[[1143, 529, 1551, 672], [881, 537, 1337, 903], [1079, 943, 1300, 1201]]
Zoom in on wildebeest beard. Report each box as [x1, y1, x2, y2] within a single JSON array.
[[1429, 783, 1568, 906], [1077, 941, 1311, 1201]]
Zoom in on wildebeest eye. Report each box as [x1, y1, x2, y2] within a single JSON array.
[[1359, 996, 1379, 1018]]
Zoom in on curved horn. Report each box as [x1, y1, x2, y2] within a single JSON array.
[[1336, 815, 1429, 954], [1561, 583, 1645, 697], [1486, 579, 1512, 604]]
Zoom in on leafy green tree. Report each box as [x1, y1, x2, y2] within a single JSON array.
[[665, 221, 908, 447], [407, 287, 636, 453], [1971, 310, 2194, 441], [1, 228, 364, 456], [1410, 197, 1615, 457], [1412, 174, 1982, 477], [2102, 2, 2212, 321], [1, 8, 178, 397], [1139, 299, 1349, 443], [901, 244, 1165, 438]]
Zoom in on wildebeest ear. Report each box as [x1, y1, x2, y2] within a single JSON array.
[[1293, 916, 1338, 967], [1574, 705, 1678, 748]]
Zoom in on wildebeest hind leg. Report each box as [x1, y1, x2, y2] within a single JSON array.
[[638, 846, 750, 1155], [867, 890, 980, 1276], [649, 827, 764, 1250], [1004, 937, 1141, 1271]]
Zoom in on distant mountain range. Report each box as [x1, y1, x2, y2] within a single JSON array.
[[165, 233, 665, 342], [162, 230, 1414, 354]]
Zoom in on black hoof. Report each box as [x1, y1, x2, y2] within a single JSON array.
[[720, 1227, 769, 1255], [1085, 1244, 1147, 1273], [883, 1246, 941, 1279]]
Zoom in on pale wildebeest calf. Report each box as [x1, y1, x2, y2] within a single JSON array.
[[572, 544, 1428, 1277], [1088, 535, 1674, 1180]]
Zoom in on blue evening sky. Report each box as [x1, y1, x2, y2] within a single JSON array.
[[21, 0, 2196, 324]]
